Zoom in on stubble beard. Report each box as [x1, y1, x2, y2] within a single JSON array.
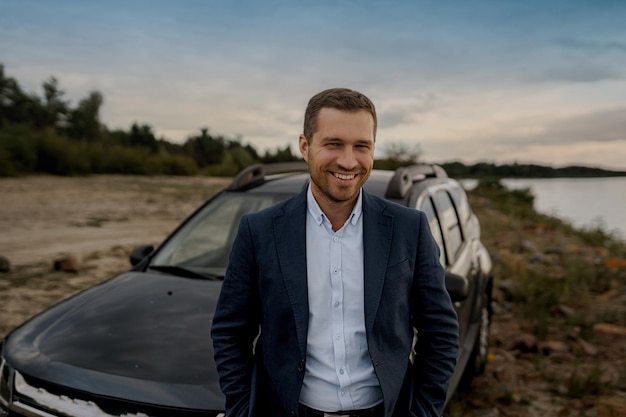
[[310, 172, 361, 206]]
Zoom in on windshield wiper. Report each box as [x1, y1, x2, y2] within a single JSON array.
[[149, 265, 223, 280]]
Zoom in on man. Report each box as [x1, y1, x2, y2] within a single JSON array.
[[211, 88, 459, 417]]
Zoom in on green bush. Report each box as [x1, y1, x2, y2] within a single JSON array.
[[0, 126, 38, 174], [203, 147, 255, 177], [101, 146, 151, 174], [34, 130, 91, 175], [153, 153, 198, 176], [473, 178, 536, 219], [0, 145, 16, 176]]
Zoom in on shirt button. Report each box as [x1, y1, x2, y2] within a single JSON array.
[[334, 301, 340, 307], [333, 236, 339, 242], [340, 390, 346, 396], [339, 368, 344, 374], [336, 335, 341, 340]]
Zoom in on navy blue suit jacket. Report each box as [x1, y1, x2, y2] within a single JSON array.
[[211, 189, 459, 417]]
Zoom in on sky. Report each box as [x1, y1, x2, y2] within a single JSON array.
[[2, 0, 626, 170]]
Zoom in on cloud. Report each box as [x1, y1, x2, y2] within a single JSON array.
[[377, 93, 440, 128], [554, 37, 626, 53], [496, 107, 626, 146], [520, 36, 626, 84], [524, 66, 623, 83], [540, 107, 626, 143], [400, 106, 626, 170]]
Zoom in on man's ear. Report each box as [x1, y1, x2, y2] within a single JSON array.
[[298, 134, 308, 162]]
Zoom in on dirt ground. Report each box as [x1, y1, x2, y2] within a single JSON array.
[[1, 175, 624, 417], [0, 175, 230, 337]]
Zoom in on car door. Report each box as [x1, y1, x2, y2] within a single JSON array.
[[419, 187, 476, 349]]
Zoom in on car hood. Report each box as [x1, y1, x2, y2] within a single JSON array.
[[3, 270, 225, 410]]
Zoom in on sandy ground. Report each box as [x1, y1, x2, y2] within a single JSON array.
[[0, 175, 230, 337]]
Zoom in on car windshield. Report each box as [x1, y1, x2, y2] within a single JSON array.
[[150, 192, 291, 278]]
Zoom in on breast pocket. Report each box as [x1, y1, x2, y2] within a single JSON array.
[[381, 258, 413, 327], [386, 258, 412, 281]]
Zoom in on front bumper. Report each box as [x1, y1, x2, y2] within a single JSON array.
[[1, 358, 225, 417]]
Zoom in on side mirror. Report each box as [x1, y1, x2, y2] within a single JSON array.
[[445, 271, 469, 302], [130, 245, 154, 266]]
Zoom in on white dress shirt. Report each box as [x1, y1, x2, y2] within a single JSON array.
[[299, 185, 383, 411]]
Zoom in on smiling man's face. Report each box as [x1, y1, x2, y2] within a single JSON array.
[[299, 107, 375, 212]]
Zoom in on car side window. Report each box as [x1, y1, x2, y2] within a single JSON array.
[[433, 190, 463, 263], [450, 185, 471, 224], [420, 197, 446, 266]]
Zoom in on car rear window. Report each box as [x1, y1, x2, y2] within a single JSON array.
[[420, 197, 446, 266], [433, 190, 463, 263]]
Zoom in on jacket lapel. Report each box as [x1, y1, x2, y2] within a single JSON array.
[[273, 190, 309, 358], [362, 191, 393, 338]]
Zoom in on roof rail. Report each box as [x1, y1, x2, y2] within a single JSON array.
[[385, 164, 447, 199], [226, 161, 309, 190]]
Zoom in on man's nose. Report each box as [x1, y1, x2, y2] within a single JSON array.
[[337, 147, 358, 170]]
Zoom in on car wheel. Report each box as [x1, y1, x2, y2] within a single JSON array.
[[461, 283, 491, 386]]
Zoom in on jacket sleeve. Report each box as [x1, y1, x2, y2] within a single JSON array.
[[211, 215, 261, 417], [409, 212, 459, 416]]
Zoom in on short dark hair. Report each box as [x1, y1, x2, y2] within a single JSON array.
[[303, 88, 377, 143]]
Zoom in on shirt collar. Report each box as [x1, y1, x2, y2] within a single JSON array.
[[306, 184, 363, 227]]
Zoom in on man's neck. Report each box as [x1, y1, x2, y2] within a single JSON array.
[[312, 192, 358, 232]]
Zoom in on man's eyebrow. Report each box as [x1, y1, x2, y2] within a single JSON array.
[[354, 138, 374, 146], [320, 136, 373, 143]]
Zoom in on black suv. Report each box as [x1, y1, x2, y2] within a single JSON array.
[[0, 162, 492, 417]]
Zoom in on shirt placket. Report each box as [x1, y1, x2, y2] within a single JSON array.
[[328, 227, 354, 409]]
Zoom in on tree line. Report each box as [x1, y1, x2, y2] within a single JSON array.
[[2, 64, 624, 178], [439, 161, 626, 178], [0, 64, 299, 177]]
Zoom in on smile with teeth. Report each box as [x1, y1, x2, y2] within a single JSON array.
[[332, 172, 357, 180]]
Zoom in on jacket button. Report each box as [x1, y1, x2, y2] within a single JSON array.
[[297, 361, 304, 372], [290, 411, 297, 417]]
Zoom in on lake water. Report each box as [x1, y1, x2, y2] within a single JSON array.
[[464, 177, 626, 241]]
